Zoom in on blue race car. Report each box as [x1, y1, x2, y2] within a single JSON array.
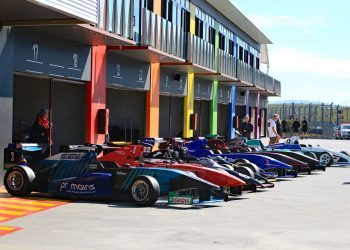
[[3, 143, 219, 206], [185, 139, 297, 178]]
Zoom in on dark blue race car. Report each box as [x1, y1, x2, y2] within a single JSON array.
[[3, 143, 219, 206]]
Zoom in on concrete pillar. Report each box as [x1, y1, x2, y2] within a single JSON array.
[[228, 86, 236, 139]]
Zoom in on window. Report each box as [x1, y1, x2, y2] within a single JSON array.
[[228, 40, 234, 56], [256, 57, 260, 69], [219, 33, 225, 50], [181, 9, 190, 32], [249, 53, 254, 67], [207, 26, 215, 45], [244, 49, 248, 63], [195, 17, 203, 38], [144, 0, 153, 11], [239, 46, 243, 60]]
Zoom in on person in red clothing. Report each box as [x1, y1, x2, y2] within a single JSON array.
[[30, 108, 52, 156]]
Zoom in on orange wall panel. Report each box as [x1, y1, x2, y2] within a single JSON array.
[[85, 45, 107, 144], [145, 63, 160, 138]]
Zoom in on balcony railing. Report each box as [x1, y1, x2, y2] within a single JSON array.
[[187, 33, 215, 70], [265, 75, 274, 92], [217, 49, 236, 78], [236, 60, 253, 84], [141, 8, 185, 58], [252, 68, 265, 89], [273, 79, 281, 96]]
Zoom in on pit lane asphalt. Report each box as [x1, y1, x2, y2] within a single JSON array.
[[1, 139, 350, 250]]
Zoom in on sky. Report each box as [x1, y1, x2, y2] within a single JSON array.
[[233, 0, 350, 105]]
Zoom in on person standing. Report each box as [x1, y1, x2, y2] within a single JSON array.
[[292, 118, 301, 137], [30, 108, 52, 157], [267, 114, 281, 145], [301, 117, 308, 139], [281, 118, 288, 139], [238, 116, 254, 140], [276, 118, 282, 137]]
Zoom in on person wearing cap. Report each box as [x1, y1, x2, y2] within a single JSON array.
[[238, 115, 254, 140], [30, 108, 52, 156]]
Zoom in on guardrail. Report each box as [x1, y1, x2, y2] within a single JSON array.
[[236, 60, 253, 84], [252, 68, 265, 89], [187, 33, 215, 70], [273, 79, 281, 96], [141, 8, 185, 58], [265, 75, 274, 92], [217, 49, 236, 78]]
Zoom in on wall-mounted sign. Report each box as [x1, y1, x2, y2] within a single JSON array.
[[14, 28, 91, 81], [107, 54, 150, 91], [160, 69, 187, 96], [194, 77, 212, 100], [218, 84, 232, 104]]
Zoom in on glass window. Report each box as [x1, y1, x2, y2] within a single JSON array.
[[239, 46, 243, 61], [219, 33, 225, 50], [229, 40, 234, 56]]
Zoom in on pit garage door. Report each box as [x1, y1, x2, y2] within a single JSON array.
[[193, 100, 210, 137], [106, 88, 146, 142], [218, 103, 229, 138], [159, 95, 184, 138], [13, 74, 85, 153]]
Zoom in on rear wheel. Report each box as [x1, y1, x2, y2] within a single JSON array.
[[243, 163, 260, 175], [340, 151, 349, 156], [319, 152, 334, 167], [235, 166, 255, 178], [233, 159, 250, 165], [130, 176, 160, 206], [304, 151, 317, 159], [4, 167, 34, 197]]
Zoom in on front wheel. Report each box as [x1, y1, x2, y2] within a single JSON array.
[[319, 152, 334, 167], [130, 176, 160, 206], [4, 167, 34, 197]]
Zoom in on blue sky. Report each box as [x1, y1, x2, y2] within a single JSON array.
[[233, 0, 350, 105]]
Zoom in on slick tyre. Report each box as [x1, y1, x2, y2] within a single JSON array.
[[233, 159, 250, 165], [304, 151, 317, 160], [4, 166, 35, 197], [340, 151, 349, 156], [130, 176, 160, 206], [243, 163, 260, 175], [318, 152, 334, 167], [235, 166, 255, 178]]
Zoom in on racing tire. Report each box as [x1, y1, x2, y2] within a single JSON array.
[[318, 152, 334, 167], [232, 159, 250, 165], [130, 176, 160, 206], [221, 164, 234, 171], [340, 151, 349, 156], [243, 163, 260, 175], [234, 166, 255, 178], [304, 151, 317, 160], [4, 166, 35, 197]]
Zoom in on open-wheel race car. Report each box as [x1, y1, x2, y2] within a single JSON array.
[[3, 143, 219, 206], [263, 137, 350, 167]]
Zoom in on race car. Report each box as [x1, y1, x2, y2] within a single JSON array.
[[140, 138, 274, 190], [265, 136, 350, 167], [96, 144, 246, 198], [184, 139, 297, 178], [3, 143, 219, 206]]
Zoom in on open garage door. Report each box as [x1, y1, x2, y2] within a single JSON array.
[[218, 103, 229, 138], [159, 95, 184, 138], [13, 74, 85, 154], [194, 100, 210, 137], [107, 88, 146, 142]]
